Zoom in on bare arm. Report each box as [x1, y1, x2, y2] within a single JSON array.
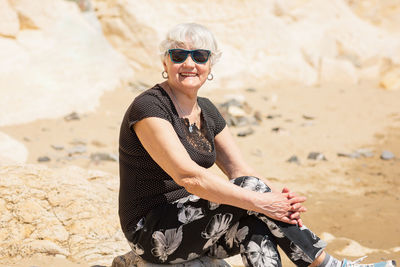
[[133, 117, 303, 224], [214, 125, 307, 225], [214, 126, 280, 192]]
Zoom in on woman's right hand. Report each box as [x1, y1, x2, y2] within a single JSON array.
[[254, 191, 306, 225]]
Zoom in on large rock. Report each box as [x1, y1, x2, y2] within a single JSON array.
[[0, 0, 132, 127], [0, 131, 28, 165], [92, 0, 400, 88], [0, 164, 130, 265], [0, 0, 19, 37]]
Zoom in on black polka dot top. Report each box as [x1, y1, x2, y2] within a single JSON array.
[[118, 84, 226, 233]]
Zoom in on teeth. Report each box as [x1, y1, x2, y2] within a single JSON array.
[[180, 73, 197, 77]]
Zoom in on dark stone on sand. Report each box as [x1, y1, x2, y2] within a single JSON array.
[[302, 114, 315, 120], [64, 112, 80, 121], [381, 150, 395, 160], [38, 156, 50, 162], [266, 114, 281, 120], [246, 87, 257, 92], [307, 152, 327, 161], [287, 155, 300, 164], [51, 144, 64, 151], [237, 128, 254, 137]]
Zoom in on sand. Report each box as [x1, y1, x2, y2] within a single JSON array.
[[1, 79, 399, 266]]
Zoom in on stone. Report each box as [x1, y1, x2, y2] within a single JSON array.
[[287, 155, 300, 164], [237, 128, 254, 137], [0, 0, 132, 127], [380, 150, 395, 160], [307, 152, 327, 161], [0, 164, 130, 265], [0, 0, 20, 38], [90, 152, 118, 162], [380, 66, 400, 91], [68, 145, 87, 155], [37, 156, 51, 162], [0, 131, 28, 165], [51, 144, 65, 151], [337, 152, 361, 159], [64, 112, 81, 121], [111, 251, 231, 267]]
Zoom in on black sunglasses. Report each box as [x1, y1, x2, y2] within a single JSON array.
[[168, 49, 211, 64]]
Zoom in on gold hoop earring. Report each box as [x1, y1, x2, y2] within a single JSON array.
[[162, 71, 168, 79], [207, 73, 214, 81]]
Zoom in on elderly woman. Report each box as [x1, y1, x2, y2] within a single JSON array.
[[118, 23, 395, 267]]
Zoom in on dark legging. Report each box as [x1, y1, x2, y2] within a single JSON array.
[[124, 176, 326, 267]]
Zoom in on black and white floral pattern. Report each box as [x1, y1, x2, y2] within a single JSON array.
[[151, 226, 183, 262], [240, 176, 271, 193], [208, 244, 229, 259], [128, 241, 144, 256], [225, 222, 249, 249], [289, 241, 313, 263], [173, 195, 200, 208], [178, 205, 204, 224], [243, 236, 280, 267], [201, 213, 233, 249]]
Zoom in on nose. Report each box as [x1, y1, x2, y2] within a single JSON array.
[[182, 53, 196, 67]]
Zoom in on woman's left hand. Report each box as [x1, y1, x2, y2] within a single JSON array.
[[282, 187, 307, 227]]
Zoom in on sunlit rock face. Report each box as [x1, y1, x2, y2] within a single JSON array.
[[0, 0, 132, 127], [92, 0, 400, 89], [0, 164, 129, 265]]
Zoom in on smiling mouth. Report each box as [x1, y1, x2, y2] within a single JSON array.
[[180, 73, 197, 77]]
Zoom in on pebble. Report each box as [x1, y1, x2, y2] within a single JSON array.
[[237, 128, 254, 137], [64, 112, 80, 121], [68, 145, 87, 155], [337, 152, 361, 159], [246, 87, 257, 92], [38, 156, 51, 162], [287, 155, 300, 164], [302, 114, 315, 120], [381, 150, 395, 160], [307, 152, 327, 161], [51, 144, 64, 151], [254, 111, 263, 122], [266, 114, 281, 120], [90, 152, 118, 162]]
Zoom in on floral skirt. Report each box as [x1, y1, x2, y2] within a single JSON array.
[[124, 176, 326, 267]]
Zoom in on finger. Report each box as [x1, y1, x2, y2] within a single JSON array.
[[282, 187, 290, 193], [290, 211, 300, 220], [288, 196, 307, 204], [280, 216, 298, 225], [297, 218, 304, 227]]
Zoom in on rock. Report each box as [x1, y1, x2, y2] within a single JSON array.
[[0, 0, 20, 38], [64, 112, 81, 121], [380, 150, 395, 160], [51, 144, 65, 151], [337, 152, 361, 159], [68, 145, 87, 155], [380, 66, 400, 91], [91, 152, 118, 162], [302, 114, 315, 120], [0, 164, 129, 265], [287, 155, 300, 164], [253, 111, 263, 123], [37, 156, 51, 162], [307, 152, 327, 161], [355, 148, 374, 158], [0, 131, 28, 165], [111, 251, 231, 267], [266, 114, 281, 120], [237, 128, 254, 137], [0, 0, 132, 127]]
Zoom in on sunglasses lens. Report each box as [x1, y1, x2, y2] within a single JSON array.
[[170, 50, 189, 63], [169, 49, 211, 64], [192, 50, 210, 64]]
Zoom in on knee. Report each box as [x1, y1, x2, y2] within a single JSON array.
[[231, 176, 271, 193]]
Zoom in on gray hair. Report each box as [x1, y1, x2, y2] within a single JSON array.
[[160, 23, 221, 66]]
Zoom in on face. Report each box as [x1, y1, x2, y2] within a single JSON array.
[[163, 44, 211, 94]]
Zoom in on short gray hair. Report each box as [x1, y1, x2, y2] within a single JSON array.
[[160, 23, 221, 66]]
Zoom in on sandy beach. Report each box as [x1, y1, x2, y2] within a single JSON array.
[[1, 77, 399, 266]]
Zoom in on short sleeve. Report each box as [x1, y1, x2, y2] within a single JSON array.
[[200, 98, 226, 136], [127, 92, 172, 129]]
